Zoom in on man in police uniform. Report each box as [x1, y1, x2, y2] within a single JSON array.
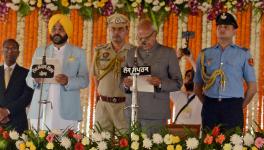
[[93, 13, 132, 133], [194, 12, 257, 130]]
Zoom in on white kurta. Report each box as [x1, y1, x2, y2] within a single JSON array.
[[170, 91, 202, 125], [31, 45, 78, 130]]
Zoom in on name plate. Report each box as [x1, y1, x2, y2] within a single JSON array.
[[121, 66, 151, 76], [32, 64, 55, 78]]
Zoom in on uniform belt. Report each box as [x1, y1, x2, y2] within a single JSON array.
[[99, 95, 125, 103], [204, 95, 243, 102]]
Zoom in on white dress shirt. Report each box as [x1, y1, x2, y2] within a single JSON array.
[[4, 63, 16, 77], [170, 91, 202, 125], [31, 45, 78, 130]]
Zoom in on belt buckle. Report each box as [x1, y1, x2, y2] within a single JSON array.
[[218, 98, 222, 102], [112, 97, 117, 103]]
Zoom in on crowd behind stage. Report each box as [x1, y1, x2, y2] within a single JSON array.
[[0, 12, 257, 136]]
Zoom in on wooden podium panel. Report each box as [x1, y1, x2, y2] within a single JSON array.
[[167, 124, 201, 138]]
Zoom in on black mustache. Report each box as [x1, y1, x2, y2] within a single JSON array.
[[53, 35, 62, 40], [50, 34, 68, 45]]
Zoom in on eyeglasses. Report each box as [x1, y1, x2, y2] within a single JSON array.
[[3, 47, 18, 53], [137, 31, 156, 42]]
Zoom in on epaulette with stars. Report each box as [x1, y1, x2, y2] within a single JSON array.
[[95, 43, 110, 51], [201, 44, 220, 52], [232, 45, 249, 51]]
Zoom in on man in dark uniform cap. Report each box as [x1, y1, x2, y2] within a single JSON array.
[[216, 12, 238, 29], [194, 12, 257, 130]]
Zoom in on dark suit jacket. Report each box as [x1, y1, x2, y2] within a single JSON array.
[[0, 64, 33, 133]]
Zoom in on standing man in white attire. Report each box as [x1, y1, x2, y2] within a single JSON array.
[[170, 51, 202, 125], [170, 69, 202, 125], [26, 14, 89, 130]]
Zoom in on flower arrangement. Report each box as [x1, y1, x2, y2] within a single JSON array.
[[252, 0, 264, 21], [0, 125, 263, 149], [0, 0, 263, 26]]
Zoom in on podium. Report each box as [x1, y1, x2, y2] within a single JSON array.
[[167, 124, 201, 138]]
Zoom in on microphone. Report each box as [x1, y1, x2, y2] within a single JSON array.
[[121, 47, 151, 77], [134, 47, 138, 67], [31, 46, 55, 78], [42, 55, 47, 65]]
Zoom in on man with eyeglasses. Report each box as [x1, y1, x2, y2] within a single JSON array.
[[0, 39, 33, 133], [123, 18, 183, 135], [194, 12, 257, 130]]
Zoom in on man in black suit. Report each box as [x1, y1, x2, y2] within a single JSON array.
[[0, 39, 33, 133]]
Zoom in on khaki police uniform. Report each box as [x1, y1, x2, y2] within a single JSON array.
[[93, 13, 132, 132]]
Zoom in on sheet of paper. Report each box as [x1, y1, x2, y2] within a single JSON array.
[[129, 75, 154, 93], [33, 58, 62, 84]]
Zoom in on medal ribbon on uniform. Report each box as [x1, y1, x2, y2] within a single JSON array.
[[95, 51, 122, 80]]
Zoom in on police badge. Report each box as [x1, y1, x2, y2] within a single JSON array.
[[221, 13, 227, 19], [102, 52, 110, 59]]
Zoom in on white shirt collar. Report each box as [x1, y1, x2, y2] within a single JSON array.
[[53, 44, 66, 52], [4, 63, 16, 70]]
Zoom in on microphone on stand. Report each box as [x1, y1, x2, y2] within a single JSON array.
[[32, 48, 54, 78], [121, 47, 152, 125], [131, 47, 139, 125], [121, 47, 151, 77], [31, 46, 54, 131]]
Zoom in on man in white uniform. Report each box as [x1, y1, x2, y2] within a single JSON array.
[[26, 14, 89, 130]]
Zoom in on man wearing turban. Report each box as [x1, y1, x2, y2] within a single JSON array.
[[26, 14, 89, 130]]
